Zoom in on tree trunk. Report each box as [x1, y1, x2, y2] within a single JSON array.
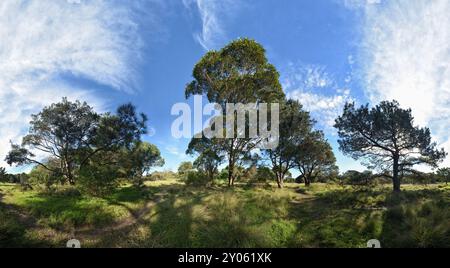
[[228, 158, 234, 187], [277, 176, 283, 188], [66, 160, 75, 185], [305, 170, 313, 187], [392, 155, 401, 192], [276, 171, 284, 188], [304, 176, 311, 187]]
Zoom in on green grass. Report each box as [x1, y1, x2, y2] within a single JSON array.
[[1, 181, 449, 248]]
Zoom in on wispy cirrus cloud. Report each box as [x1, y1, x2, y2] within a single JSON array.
[[358, 0, 450, 166], [182, 0, 242, 51], [283, 63, 353, 130], [0, 0, 160, 169]]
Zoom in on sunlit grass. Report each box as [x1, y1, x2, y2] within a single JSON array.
[[1, 181, 449, 248]]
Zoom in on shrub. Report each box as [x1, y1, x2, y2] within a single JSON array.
[[0, 167, 8, 183], [339, 170, 375, 189], [253, 166, 275, 183], [178, 162, 194, 178], [147, 171, 177, 181], [185, 171, 211, 187], [77, 162, 120, 196], [28, 165, 63, 191], [217, 169, 229, 181]]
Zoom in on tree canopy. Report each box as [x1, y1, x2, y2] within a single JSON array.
[[334, 100, 446, 192], [186, 136, 224, 181], [263, 99, 314, 188], [5, 98, 152, 191], [437, 168, 450, 185], [121, 142, 165, 187], [295, 130, 337, 187], [185, 38, 285, 186], [178, 161, 194, 176]]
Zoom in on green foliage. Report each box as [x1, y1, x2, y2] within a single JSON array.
[[339, 170, 374, 187], [381, 191, 450, 247], [264, 99, 314, 188], [185, 171, 211, 187], [28, 159, 63, 191], [402, 171, 437, 185], [187, 136, 224, 181], [121, 142, 165, 187], [1, 182, 449, 248], [218, 169, 229, 181], [185, 38, 285, 186], [77, 151, 121, 196], [0, 203, 32, 247], [0, 167, 8, 182], [185, 38, 284, 105], [147, 171, 177, 181], [178, 161, 194, 177], [6, 98, 99, 185], [295, 131, 337, 186], [5, 98, 149, 189], [436, 168, 450, 184], [253, 166, 275, 182], [335, 100, 447, 192]]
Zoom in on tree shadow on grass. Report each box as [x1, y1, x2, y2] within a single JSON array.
[[379, 188, 450, 248], [107, 186, 147, 203], [286, 188, 390, 248], [0, 200, 54, 248], [90, 184, 298, 248], [18, 193, 124, 232], [286, 186, 450, 248], [87, 183, 201, 247]]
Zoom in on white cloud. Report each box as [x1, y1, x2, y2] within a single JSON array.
[[359, 0, 450, 167], [283, 64, 353, 130], [282, 64, 334, 91], [341, 0, 382, 10], [183, 0, 241, 51], [166, 145, 186, 158], [288, 90, 352, 129], [0, 0, 157, 170]]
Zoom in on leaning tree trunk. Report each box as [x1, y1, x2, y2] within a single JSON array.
[[275, 169, 284, 188], [392, 156, 401, 192], [277, 176, 284, 188]]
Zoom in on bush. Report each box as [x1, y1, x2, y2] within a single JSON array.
[[0, 167, 8, 183], [339, 170, 374, 188], [178, 162, 194, 178], [77, 162, 120, 196], [29, 166, 63, 191], [148, 172, 163, 181], [218, 169, 229, 181], [253, 166, 275, 183], [147, 171, 177, 181], [185, 171, 211, 187]]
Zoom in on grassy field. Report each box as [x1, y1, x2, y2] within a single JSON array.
[[1, 179, 449, 248]]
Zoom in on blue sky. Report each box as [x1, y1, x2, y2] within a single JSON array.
[[1, 0, 450, 174]]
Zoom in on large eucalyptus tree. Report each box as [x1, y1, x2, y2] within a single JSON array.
[[185, 38, 285, 186]]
